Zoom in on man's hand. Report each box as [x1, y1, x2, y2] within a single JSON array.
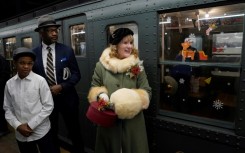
[[50, 84, 62, 95]]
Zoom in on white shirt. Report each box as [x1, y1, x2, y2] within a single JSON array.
[[42, 42, 57, 83], [3, 71, 54, 142]]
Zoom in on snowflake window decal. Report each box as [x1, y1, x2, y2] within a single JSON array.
[[179, 78, 185, 84], [213, 99, 223, 110]]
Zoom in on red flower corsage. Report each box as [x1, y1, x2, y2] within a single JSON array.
[[126, 60, 144, 79]]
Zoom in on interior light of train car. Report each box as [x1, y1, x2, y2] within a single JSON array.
[[198, 13, 244, 20], [159, 17, 171, 24], [205, 12, 209, 18], [72, 30, 85, 35]]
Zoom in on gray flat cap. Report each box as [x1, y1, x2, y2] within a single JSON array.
[[13, 47, 36, 61]]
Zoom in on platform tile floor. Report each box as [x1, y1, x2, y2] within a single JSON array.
[[0, 126, 70, 153]]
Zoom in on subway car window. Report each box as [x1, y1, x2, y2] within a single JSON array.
[[108, 23, 138, 49], [70, 24, 86, 57], [3, 37, 16, 60], [21, 37, 32, 49], [159, 4, 244, 126], [3, 37, 16, 76]]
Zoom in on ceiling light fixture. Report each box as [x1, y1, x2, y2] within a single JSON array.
[[198, 13, 244, 20], [72, 30, 85, 35], [159, 17, 171, 24]]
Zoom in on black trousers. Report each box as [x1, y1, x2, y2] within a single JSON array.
[[51, 94, 85, 153], [17, 130, 56, 153]]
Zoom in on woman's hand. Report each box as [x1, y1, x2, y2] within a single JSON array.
[[98, 93, 109, 102]]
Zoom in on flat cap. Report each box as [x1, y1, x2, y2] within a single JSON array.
[[13, 47, 36, 61]]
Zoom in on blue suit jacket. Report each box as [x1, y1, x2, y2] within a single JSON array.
[[32, 42, 81, 101]]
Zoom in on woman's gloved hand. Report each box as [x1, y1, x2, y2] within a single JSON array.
[[98, 93, 109, 102]]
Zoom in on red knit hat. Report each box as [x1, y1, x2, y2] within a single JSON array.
[[86, 101, 117, 127]]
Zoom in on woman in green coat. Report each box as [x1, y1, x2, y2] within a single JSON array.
[[88, 28, 152, 153]]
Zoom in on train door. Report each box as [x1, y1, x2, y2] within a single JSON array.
[[62, 15, 89, 98], [59, 15, 93, 150], [90, 11, 157, 152]]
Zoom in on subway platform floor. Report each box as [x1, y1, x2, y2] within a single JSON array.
[[0, 126, 70, 153]]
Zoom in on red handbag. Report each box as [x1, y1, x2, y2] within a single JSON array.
[[86, 101, 117, 127]]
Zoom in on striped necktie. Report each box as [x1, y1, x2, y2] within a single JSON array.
[[46, 46, 56, 86]]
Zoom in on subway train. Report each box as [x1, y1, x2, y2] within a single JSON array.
[[0, 0, 245, 152]]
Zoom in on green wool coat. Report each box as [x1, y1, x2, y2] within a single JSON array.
[[89, 48, 152, 153]]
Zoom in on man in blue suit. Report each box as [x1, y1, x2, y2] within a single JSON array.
[[32, 14, 86, 153]]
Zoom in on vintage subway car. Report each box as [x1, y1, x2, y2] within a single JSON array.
[[0, 0, 244, 152]]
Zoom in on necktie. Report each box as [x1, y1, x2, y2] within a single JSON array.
[[46, 46, 56, 86]]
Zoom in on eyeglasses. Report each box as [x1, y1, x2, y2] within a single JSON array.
[[45, 28, 60, 34]]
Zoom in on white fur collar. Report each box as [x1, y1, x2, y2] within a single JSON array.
[[100, 47, 140, 73]]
